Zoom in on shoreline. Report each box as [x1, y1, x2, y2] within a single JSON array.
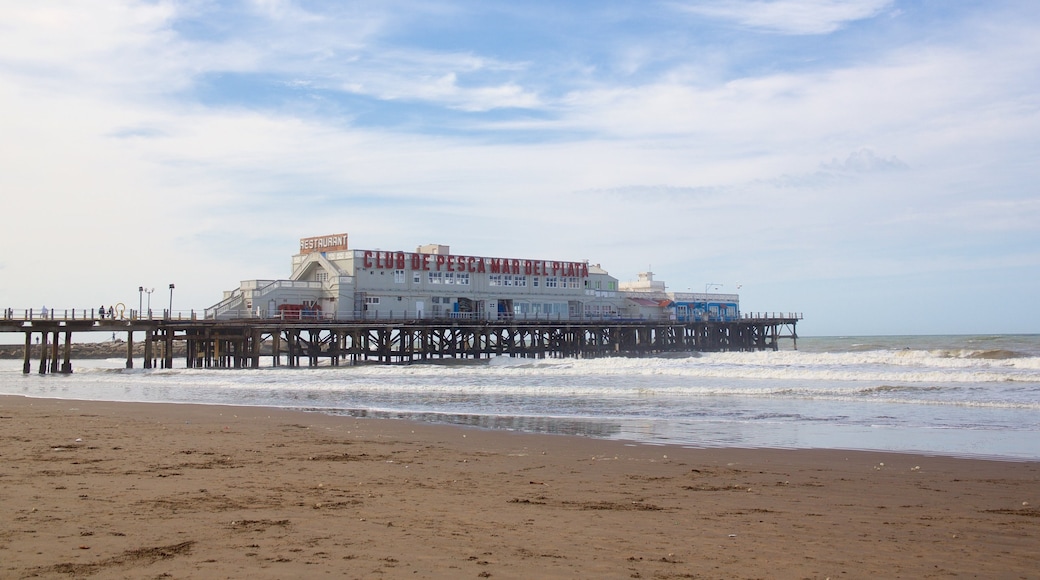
[[4, 391, 1038, 464], [2, 395, 1038, 579]]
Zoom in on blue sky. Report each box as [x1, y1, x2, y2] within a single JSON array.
[[1, 0, 1038, 336]]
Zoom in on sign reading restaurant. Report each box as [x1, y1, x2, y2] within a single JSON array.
[[299, 233, 348, 254]]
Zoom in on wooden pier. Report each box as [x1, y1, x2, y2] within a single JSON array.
[[2, 312, 800, 373]]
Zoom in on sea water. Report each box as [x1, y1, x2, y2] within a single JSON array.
[[2, 334, 1038, 460]]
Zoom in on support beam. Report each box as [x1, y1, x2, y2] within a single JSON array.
[[164, 329, 174, 369], [61, 331, 73, 374], [144, 329, 153, 369], [50, 331, 60, 374], [22, 332, 31, 374], [126, 330, 134, 369], [38, 332, 49, 374]]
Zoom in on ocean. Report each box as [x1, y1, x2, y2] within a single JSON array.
[[2, 334, 1038, 461]]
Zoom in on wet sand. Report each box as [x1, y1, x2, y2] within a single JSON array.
[[1, 395, 1037, 579]]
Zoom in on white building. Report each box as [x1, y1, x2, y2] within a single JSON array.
[[206, 234, 738, 322], [619, 271, 741, 322]]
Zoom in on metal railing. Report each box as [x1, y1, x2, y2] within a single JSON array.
[[741, 312, 803, 320], [1, 308, 200, 322], [4, 307, 802, 325], [203, 309, 803, 324]]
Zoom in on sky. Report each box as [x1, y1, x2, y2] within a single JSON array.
[[1, 0, 1038, 337]]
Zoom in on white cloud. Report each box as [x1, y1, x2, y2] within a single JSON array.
[[247, 0, 323, 23], [820, 148, 908, 173], [344, 67, 541, 111], [674, 0, 895, 35]]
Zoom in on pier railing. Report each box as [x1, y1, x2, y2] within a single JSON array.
[[4, 307, 802, 325], [1, 308, 201, 322], [740, 312, 804, 321]]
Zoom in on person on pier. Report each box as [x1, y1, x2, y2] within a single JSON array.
[[99, 305, 106, 319]]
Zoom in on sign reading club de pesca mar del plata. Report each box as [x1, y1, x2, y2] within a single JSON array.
[[299, 234, 589, 278]]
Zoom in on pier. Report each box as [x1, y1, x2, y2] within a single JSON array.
[[2, 310, 800, 373]]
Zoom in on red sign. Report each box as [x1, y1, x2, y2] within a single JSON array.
[[300, 234, 348, 254], [362, 250, 589, 278]]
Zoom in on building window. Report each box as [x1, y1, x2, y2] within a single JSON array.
[[545, 276, 558, 288], [365, 297, 380, 305], [428, 271, 443, 284], [414, 272, 421, 284], [457, 272, 470, 285], [394, 270, 405, 283], [503, 275, 513, 287], [515, 276, 527, 287], [533, 277, 540, 287], [444, 272, 455, 285], [534, 302, 565, 315], [315, 271, 328, 283], [489, 274, 502, 286]]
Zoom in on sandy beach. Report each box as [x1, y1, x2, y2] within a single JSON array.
[[1, 395, 1037, 579]]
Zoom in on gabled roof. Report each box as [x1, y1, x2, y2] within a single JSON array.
[[290, 252, 345, 281]]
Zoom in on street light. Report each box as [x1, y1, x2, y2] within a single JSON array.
[[168, 284, 175, 318], [138, 286, 143, 318], [144, 288, 154, 318]]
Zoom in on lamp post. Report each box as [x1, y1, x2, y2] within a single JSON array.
[[144, 288, 154, 318], [168, 284, 175, 318], [138, 286, 143, 318]]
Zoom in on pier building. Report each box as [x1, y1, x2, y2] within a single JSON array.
[[205, 233, 737, 323]]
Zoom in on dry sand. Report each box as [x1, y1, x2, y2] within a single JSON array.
[[1, 395, 1037, 579]]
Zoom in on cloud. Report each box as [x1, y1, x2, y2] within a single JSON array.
[[820, 148, 908, 173], [341, 67, 542, 112], [108, 126, 169, 139], [246, 0, 324, 23], [674, 0, 895, 35]]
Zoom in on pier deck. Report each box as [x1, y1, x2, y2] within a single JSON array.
[[2, 311, 800, 373]]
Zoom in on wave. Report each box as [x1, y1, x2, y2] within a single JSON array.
[[857, 385, 945, 394], [21, 350, 1038, 385], [55, 367, 1036, 410], [483, 353, 1040, 383], [962, 349, 1024, 360]]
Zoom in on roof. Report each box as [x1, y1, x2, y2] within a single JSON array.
[[627, 298, 661, 307]]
